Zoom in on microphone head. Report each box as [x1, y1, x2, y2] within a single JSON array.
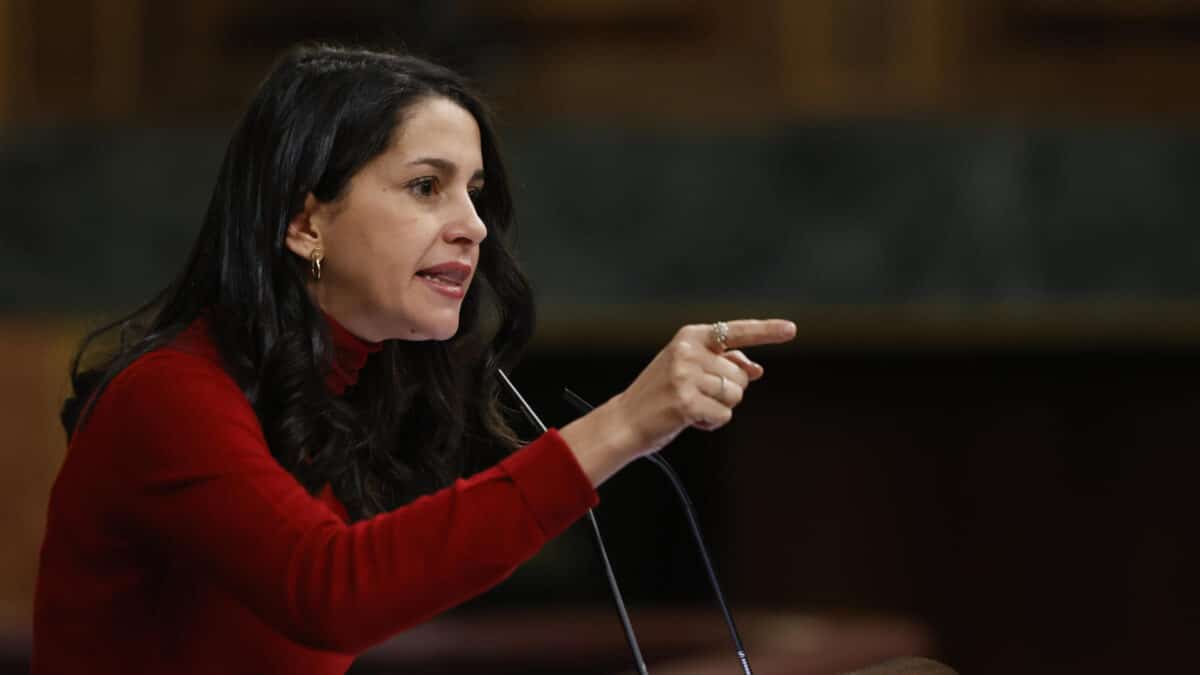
[[562, 387, 595, 414]]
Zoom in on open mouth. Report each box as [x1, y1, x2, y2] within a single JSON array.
[[416, 262, 472, 297]]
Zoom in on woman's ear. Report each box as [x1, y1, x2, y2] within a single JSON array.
[[285, 193, 324, 259]]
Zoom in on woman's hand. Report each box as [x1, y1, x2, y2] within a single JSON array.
[[560, 319, 796, 487]]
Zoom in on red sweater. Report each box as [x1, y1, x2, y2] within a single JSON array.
[[33, 315, 598, 674]]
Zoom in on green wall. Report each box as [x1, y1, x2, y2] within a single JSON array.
[[3, 122, 1198, 312]]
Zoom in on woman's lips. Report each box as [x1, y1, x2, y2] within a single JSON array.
[[416, 261, 472, 300]]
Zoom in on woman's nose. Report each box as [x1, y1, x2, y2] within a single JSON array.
[[445, 194, 488, 244]]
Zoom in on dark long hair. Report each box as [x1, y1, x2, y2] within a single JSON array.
[[63, 44, 535, 520]]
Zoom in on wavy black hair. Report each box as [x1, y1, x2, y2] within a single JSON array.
[[63, 44, 535, 520]]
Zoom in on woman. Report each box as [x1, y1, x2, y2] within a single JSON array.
[[33, 44, 795, 673]]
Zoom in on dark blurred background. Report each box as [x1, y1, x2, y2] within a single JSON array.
[[4, 1, 1200, 673]]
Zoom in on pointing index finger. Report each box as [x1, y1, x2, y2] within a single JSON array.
[[717, 319, 797, 351]]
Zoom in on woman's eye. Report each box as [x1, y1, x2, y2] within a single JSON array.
[[468, 187, 483, 204], [408, 177, 438, 198]]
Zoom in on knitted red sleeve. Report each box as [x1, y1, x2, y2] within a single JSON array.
[[90, 349, 597, 653]]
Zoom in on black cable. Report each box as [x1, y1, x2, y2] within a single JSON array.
[[496, 371, 649, 675], [563, 387, 753, 675]]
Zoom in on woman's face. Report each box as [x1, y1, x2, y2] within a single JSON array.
[[288, 96, 488, 342]]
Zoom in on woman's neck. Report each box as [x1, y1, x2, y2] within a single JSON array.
[[323, 311, 383, 395]]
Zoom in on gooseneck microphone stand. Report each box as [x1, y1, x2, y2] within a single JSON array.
[[562, 388, 754, 675], [496, 371, 650, 675]]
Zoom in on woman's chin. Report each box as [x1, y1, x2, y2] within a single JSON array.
[[374, 308, 461, 342], [410, 317, 461, 342]]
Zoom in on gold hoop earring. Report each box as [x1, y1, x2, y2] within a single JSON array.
[[310, 248, 323, 281]]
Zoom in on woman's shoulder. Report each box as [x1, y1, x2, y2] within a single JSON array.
[[67, 316, 265, 472], [103, 317, 246, 415]]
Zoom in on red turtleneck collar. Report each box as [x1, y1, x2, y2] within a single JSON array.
[[171, 310, 382, 397], [323, 312, 383, 396]]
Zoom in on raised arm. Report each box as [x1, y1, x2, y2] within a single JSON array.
[[94, 351, 596, 654], [562, 319, 797, 485]]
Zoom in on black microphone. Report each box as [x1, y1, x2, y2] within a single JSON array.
[[562, 388, 753, 675], [496, 370, 650, 675]]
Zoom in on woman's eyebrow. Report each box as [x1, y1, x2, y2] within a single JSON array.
[[407, 157, 485, 182]]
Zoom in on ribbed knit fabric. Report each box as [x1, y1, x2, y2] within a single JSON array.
[[32, 314, 597, 674]]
